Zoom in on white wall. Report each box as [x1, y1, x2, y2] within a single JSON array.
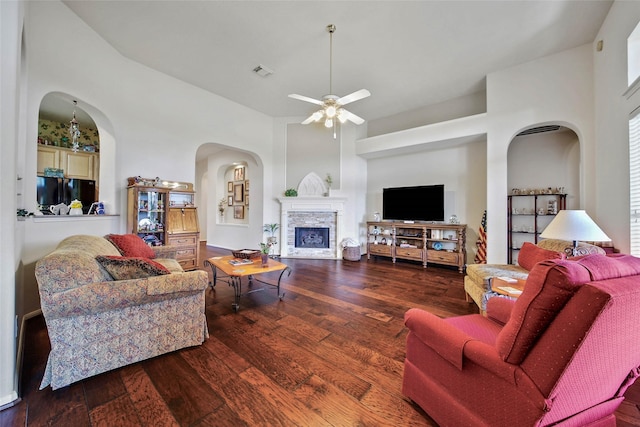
[[508, 129, 580, 208], [594, 1, 640, 254], [485, 44, 596, 262], [366, 140, 487, 264], [5, 0, 274, 404], [0, 0, 23, 408]]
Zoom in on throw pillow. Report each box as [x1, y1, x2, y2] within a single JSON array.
[[518, 242, 564, 271], [96, 255, 170, 280], [105, 234, 156, 259]]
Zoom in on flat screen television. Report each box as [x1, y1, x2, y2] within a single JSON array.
[[382, 184, 445, 222]]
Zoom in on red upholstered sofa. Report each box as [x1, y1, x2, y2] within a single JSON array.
[[403, 254, 640, 426]]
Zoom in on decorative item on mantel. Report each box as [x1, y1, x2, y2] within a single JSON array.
[[284, 188, 298, 197], [325, 173, 333, 196]]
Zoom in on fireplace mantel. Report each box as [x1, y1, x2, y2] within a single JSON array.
[[278, 197, 346, 259]]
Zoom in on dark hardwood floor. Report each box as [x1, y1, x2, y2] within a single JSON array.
[[2, 243, 640, 426]]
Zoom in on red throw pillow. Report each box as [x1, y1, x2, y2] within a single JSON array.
[[96, 255, 170, 280], [518, 242, 564, 271], [105, 234, 156, 259]]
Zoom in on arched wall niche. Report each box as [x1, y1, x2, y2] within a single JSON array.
[[195, 142, 265, 250], [35, 92, 117, 215], [507, 121, 581, 207]]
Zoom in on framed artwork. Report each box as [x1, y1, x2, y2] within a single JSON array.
[[234, 167, 245, 181], [227, 181, 233, 193], [234, 205, 244, 219], [234, 183, 244, 203], [227, 195, 233, 206], [245, 180, 250, 191], [245, 195, 249, 206]]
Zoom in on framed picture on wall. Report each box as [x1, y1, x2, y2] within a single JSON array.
[[245, 195, 249, 206], [245, 180, 250, 191], [227, 181, 233, 193], [227, 195, 233, 206], [234, 183, 244, 203], [234, 205, 244, 219], [234, 167, 244, 181]]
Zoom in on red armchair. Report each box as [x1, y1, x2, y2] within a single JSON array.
[[403, 254, 640, 426]]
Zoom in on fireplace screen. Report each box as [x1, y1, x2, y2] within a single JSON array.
[[295, 227, 330, 249]]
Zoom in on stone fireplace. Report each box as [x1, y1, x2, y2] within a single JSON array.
[[278, 196, 346, 259]]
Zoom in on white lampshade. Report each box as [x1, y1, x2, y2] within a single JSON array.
[[540, 210, 610, 242]]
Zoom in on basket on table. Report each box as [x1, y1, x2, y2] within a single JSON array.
[[232, 249, 261, 259]]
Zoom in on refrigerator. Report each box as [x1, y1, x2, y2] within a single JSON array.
[[37, 177, 96, 214]]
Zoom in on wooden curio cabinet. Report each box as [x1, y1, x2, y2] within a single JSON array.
[[167, 190, 200, 271], [127, 179, 200, 271], [127, 186, 169, 247]]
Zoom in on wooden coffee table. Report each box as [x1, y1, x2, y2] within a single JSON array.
[[491, 276, 526, 297], [204, 255, 291, 312]]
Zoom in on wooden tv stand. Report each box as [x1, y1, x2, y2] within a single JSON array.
[[366, 221, 466, 273]]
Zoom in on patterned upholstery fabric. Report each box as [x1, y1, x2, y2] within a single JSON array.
[[96, 255, 170, 280], [537, 238, 607, 257], [35, 234, 209, 390]]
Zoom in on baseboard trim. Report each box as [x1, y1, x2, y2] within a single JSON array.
[[0, 392, 19, 410], [15, 309, 43, 398]]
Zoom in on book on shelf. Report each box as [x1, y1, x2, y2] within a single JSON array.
[[228, 258, 253, 266]]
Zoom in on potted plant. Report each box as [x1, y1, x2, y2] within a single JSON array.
[[325, 173, 332, 196], [259, 242, 271, 267], [218, 197, 227, 218], [263, 223, 279, 246]]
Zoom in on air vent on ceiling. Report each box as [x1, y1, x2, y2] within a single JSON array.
[[517, 125, 562, 136], [252, 64, 274, 77]]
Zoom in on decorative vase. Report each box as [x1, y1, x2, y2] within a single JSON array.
[[261, 253, 269, 267]]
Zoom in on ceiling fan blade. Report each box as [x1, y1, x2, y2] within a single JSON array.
[[337, 89, 371, 106], [339, 109, 365, 125], [288, 93, 324, 106], [301, 114, 316, 125]]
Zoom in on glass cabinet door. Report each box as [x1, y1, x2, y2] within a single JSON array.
[[136, 190, 166, 245]]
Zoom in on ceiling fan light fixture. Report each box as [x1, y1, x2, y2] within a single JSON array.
[[288, 24, 371, 137]]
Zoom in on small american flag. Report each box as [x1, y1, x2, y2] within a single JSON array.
[[475, 210, 487, 264]]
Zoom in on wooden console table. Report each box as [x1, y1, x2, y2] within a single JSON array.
[[366, 221, 467, 272]]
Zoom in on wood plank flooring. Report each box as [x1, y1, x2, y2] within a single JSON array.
[[2, 243, 640, 426]]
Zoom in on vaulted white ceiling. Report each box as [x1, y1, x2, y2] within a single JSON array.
[[59, 0, 612, 124]]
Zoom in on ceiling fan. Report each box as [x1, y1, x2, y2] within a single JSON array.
[[289, 24, 371, 137]]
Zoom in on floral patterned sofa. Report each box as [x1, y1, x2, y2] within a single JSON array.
[[35, 234, 209, 390], [464, 239, 606, 313]]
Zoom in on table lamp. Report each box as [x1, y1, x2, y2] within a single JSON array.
[[540, 210, 610, 256]]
